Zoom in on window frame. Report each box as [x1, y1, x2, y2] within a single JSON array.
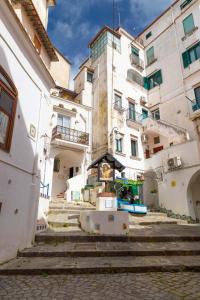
[[114, 93, 122, 108], [116, 137, 123, 153], [0, 66, 17, 152], [87, 71, 93, 83], [151, 108, 160, 120], [131, 138, 138, 157]]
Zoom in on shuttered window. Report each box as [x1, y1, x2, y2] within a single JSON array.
[[182, 42, 200, 68], [143, 70, 163, 90], [194, 87, 200, 108], [183, 14, 195, 34], [146, 46, 155, 65]]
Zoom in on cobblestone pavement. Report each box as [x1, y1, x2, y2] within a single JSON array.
[[0, 272, 200, 300]]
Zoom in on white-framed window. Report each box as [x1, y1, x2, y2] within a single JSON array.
[[114, 93, 122, 108], [57, 114, 71, 128], [116, 136, 123, 153]]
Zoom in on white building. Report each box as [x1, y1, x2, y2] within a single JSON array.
[[138, 0, 200, 221], [74, 27, 146, 186], [75, 0, 200, 222], [0, 0, 58, 263]]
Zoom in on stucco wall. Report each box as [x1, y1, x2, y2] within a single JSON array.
[[0, 1, 54, 263]]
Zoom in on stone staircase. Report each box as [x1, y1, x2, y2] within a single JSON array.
[[1, 224, 200, 274], [47, 200, 186, 232]]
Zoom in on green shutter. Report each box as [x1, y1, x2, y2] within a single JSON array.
[[155, 70, 163, 85], [183, 14, 195, 34], [182, 50, 190, 68], [143, 77, 150, 90]]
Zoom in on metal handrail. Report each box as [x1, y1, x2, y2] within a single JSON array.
[[126, 109, 143, 124], [144, 114, 187, 134], [130, 54, 144, 69], [52, 126, 89, 145]]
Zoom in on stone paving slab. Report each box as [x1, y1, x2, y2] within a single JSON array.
[[1, 255, 200, 275], [19, 241, 200, 257], [0, 272, 200, 300]]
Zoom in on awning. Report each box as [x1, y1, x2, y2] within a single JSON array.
[[87, 152, 125, 172]]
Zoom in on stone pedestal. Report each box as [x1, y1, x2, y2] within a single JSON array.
[[96, 192, 117, 211], [80, 210, 129, 235]]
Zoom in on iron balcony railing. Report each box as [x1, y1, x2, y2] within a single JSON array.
[[52, 126, 89, 146], [127, 109, 143, 124], [130, 54, 144, 70]]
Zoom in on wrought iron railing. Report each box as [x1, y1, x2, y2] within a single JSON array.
[[130, 54, 144, 70], [127, 109, 143, 124], [52, 126, 89, 145], [40, 182, 49, 198]]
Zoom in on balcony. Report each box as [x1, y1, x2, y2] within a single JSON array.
[[52, 126, 89, 146], [130, 54, 144, 70], [113, 102, 126, 113], [142, 117, 188, 144], [126, 109, 143, 130]]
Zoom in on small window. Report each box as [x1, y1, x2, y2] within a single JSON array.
[[180, 0, 193, 10], [131, 46, 139, 57], [142, 109, 148, 119], [87, 71, 93, 83], [152, 109, 160, 120], [0, 66, 17, 152], [131, 139, 138, 157], [154, 136, 160, 144], [183, 14, 195, 35], [33, 34, 41, 54], [116, 137, 123, 153], [53, 158, 60, 172], [146, 31, 152, 39], [146, 46, 155, 65], [114, 93, 122, 108]]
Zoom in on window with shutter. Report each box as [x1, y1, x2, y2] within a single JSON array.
[[182, 42, 200, 68], [146, 47, 155, 65], [144, 70, 163, 90], [183, 14, 195, 34]]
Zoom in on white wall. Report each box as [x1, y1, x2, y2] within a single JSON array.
[[0, 1, 54, 263]]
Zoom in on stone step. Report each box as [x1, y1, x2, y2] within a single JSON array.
[[131, 220, 178, 226], [49, 206, 96, 211], [147, 212, 168, 217], [18, 241, 200, 257], [48, 219, 80, 228], [1, 255, 200, 275], [48, 210, 80, 217]]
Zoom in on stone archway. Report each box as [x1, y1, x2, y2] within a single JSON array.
[[187, 170, 200, 222], [143, 170, 159, 209]]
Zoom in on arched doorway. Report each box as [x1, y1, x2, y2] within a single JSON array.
[[51, 149, 85, 201], [187, 170, 200, 222]]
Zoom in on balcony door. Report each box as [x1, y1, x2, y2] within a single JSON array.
[[57, 114, 70, 128], [129, 102, 136, 120]]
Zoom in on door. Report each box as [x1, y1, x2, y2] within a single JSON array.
[[153, 146, 163, 154], [69, 167, 74, 179]]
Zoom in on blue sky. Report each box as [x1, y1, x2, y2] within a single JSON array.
[[48, 0, 174, 82]]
